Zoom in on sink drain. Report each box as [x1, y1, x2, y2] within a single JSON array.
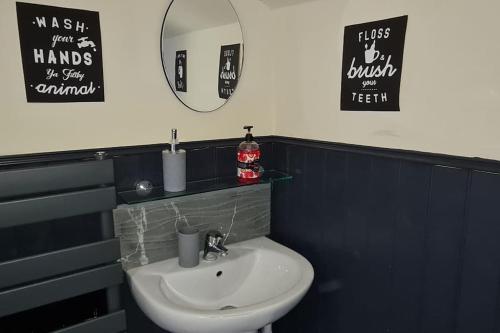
[[219, 305, 237, 310]]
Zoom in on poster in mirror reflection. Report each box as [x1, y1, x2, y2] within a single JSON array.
[[218, 43, 240, 99], [175, 50, 187, 92]]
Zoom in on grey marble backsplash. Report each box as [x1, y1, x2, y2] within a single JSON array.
[[113, 184, 271, 270]]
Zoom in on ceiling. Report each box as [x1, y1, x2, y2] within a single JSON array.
[[258, 0, 322, 10], [164, 0, 240, 37], [163, 0, 323, 38]]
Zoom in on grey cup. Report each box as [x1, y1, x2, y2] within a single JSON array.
[[177, 226, 200, 268]]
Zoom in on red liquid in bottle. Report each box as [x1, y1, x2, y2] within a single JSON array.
[[237, 126, 261, 182]]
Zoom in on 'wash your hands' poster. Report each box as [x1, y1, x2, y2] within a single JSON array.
[[341, 16, 408, 111], [16, 2, 104, 103]]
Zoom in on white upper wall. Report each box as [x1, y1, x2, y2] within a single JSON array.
[[272, 0, 500, 160], [0, 0, 274, 156], [2, 0, 500, 161]]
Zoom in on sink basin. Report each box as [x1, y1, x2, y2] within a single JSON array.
[[127, 236, 314, 333]]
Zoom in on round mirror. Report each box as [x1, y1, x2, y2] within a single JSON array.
[[161, 0, 244, 112]]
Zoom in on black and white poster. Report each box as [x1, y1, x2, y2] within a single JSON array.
[[175, 50, 187, 92], [341, 16, 408, 111], [16, 2, 104, 103], [218, 43, 240, 99]]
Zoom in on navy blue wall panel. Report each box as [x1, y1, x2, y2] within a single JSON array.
[[337, 153, 373, 333], [274, 145, 321, 332], [389, 161, 431, 333], [316, 150, 347, 333], [420, 166, 468, 333], [361, 157, 400, 332], [456, 171, 500, 333], [271, 140, 500, 333]]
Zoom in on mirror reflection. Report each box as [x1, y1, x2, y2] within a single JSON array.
[[161, 0, 244, 112]]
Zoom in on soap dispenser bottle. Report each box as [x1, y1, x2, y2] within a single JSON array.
[[162, 129, 186, 192], [237, 126, 261, 182]]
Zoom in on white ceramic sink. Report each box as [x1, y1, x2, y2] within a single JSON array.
[[127, 236, 314, 333]]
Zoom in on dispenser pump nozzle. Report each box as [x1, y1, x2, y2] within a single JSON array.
[[243, 126, 254, 142], [171, 128, 178, 153]]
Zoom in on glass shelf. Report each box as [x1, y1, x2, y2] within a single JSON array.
[[118, 170, 292, 205]]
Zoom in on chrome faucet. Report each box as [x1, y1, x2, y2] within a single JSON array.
[[203, 230, 228, 261]]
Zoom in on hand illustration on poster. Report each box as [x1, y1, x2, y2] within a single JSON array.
[[364, 41, 380, 64], [340, 16, 408, 111], [16, 2, 105, 103]]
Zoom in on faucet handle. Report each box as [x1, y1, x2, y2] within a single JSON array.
[[203, 230, 228, 261], [205, 230, 224, 244], [206, 230, 223, 237]]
